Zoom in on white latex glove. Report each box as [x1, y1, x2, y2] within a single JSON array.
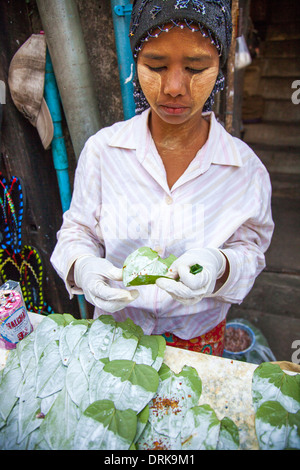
[[156, 248, 226, 305], [74, 256, 139, 313]]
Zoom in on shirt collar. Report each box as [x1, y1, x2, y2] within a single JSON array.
[[207, 112, 243, 167], [108, 109, 243, 168]]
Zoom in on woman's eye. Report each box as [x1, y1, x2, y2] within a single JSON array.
[[186, 67, 207, 74], [147, 65, 166, 72]]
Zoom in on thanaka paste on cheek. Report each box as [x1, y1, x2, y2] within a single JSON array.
[[190, 66, 219, 110], [137, 63, 161, 107]]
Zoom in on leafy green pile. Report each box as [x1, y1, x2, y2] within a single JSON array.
[[2, 312, 298, 450], [0, 313, 239, 450], [252, 362, 300, 450], [0, 314, 165, 450]]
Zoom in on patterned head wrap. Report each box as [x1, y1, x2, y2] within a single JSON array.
[[129, 0, 232, 114]]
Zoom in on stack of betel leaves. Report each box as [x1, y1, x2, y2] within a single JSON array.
[[252, 362, 300, 450], [1, 313, 298, 450], [0, 313, 239, 450]]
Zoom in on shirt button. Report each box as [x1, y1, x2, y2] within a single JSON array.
[[165, 195, 173, 205]]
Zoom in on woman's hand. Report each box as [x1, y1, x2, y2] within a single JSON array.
[[74, 256, 139, 312], [156, 248, 227, 305]]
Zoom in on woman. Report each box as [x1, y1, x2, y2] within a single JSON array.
[[51, 0, 274, 356]]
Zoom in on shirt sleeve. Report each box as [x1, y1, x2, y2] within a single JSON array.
[[50, 136, 105, 297], [212, 163, 274, 304]]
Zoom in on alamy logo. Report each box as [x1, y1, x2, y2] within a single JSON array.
[[0, 80, 5, 104], [291, 339, 300, 365], [291, 80, 300, 105]]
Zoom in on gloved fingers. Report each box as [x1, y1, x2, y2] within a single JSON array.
[[156, 278, 204, 305], [156, 277, 206, 298], [85, 283, 139, 313], [105, 266, 124, 282], [90, 280, 139, 302], [176, 264, 210, 290]]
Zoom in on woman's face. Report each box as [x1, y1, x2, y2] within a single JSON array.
[[137, 26, 220, 128]]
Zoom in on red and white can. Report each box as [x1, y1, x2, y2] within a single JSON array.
[[0, 287, 33, 349]]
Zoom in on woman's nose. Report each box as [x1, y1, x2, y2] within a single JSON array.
[[163, 68, 187, 97]]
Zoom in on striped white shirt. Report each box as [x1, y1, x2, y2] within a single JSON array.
[[51, 109, 274, 339]]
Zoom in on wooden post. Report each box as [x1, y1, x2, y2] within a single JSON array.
[[225, 0, 240, 135]]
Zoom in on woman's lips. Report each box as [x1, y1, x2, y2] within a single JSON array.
[[159, 104, 189, 115]]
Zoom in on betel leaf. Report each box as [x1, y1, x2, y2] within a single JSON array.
[[59, 322, 88, 366], [136, 364, 203, 449], [109, 331, 165, 371], [66, 355, 89, 407], [0, 364, 23, 421], [217, 416, 240, 450], [36, 340, 66, 398], [151, 335, 167, 372], [181, 405, 220, 450], [181, 405, 239, 450], [88, 315, 117, 360], [255, 400, 300, 450], [78, 333, 97, 379], [252, 362, 300, 414], [17, 359, 42, 444], [33, 316, 63, 362], [88, 358, 108, 405], [74, 400, 137, 450], [147, 364, 202, 439], [94, 359, 159, 414], [116, 317, 144, 339], [252, 362, 300, 450], [134, 405, 150, 445], [122, 246, 177, 286], [108, 332, 140, 362], [39, 386, 80, 450]]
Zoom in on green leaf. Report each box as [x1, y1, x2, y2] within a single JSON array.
[[94, 359, 159, 413], [0, 403, 24, 449], [33, 316, 63, 362], [109, 330, 166, 371], [108, 332, 140, 362], [181, 405, 239, 450], [0, 365, 23, 421], [122, 247, 177, 286], [74, 400, 137, 450], [17, 366, 42, 444], [134, 405, 150, 444], [217, 416, 240, 450], [18, 337, 35, 376], [137, 364, 202, 449], [59, 323, 87, 366], [255, 400, 300, 450], [151, 335, 166, 372], [39, 386, 79, 450], [117, 317, 144, 339], [78, 333, 96, 379], [252, 362, 300, 413], [181, 405, 220, 450], [88, 315, 117, 360], [66, 355, 89, 407], [36, 340, 66, 398], [48, 313, 70, 327], [88, 358, 109, 405]]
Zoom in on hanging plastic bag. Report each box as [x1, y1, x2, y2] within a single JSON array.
[[224, 318, 276, 364], [235, 35, 252, 69]]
